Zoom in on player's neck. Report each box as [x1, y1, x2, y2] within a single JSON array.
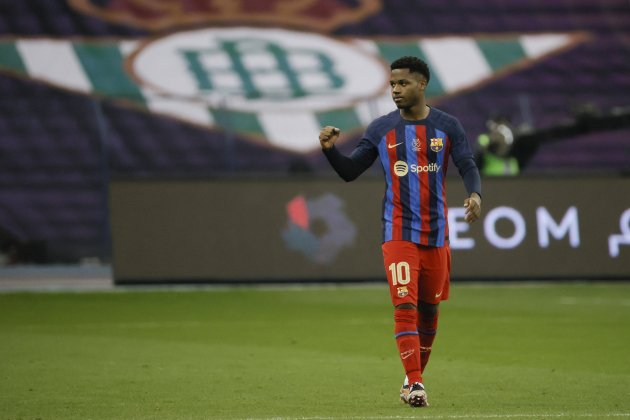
[[400, 103, 430, 121]]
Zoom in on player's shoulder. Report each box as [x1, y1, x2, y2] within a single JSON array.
[[364, 110, 400, 143], [428, 107, 464, 134], [428, 107, 461, 127], [369, 109, 400, 130]]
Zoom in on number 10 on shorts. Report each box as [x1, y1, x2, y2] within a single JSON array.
[[388, 262, 411, 285]]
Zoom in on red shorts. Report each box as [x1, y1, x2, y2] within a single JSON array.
[[382, 240, 451, 306]]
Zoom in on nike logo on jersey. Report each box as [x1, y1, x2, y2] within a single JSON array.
[[435, 290, 443, 298], [388, 142, 404, 149]]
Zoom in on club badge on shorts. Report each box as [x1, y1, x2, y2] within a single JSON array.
[[397, 286, 408, 298]]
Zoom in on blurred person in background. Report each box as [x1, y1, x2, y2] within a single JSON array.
[[475, 116, 520, 176]]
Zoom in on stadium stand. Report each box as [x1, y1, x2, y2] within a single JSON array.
[[0, 0, 628, 263]]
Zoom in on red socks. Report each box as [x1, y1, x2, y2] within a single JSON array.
[[394, 308, 422, 385], [418, 308, 439, 373]]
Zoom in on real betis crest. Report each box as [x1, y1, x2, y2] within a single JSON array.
[[0, 2, 588, 154], [129, 27, 388, 113]]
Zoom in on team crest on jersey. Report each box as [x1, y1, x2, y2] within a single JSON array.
[[412, 138, 422, 151], [397, 286, 409, 298], [430, 138, 444, 152]]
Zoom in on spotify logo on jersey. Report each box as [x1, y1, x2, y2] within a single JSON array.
[[394, 161, 409, 176], [393, 161, 442, 176]]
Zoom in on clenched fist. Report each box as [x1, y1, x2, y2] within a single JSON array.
[[319, 126, 341, 150]]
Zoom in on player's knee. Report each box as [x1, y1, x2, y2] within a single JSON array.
[[394, 305, 417, 325], [395, 302, 416, 310], [418, 300, 439, 317]]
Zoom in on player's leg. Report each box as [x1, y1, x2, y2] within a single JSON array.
[[382, 241, 422, 386], [416, 245, 451, 373], [382, 241, 427, 407], [400, 302, 438, 396], [394, 301, 426, 407], [417, 301, 439, 373]]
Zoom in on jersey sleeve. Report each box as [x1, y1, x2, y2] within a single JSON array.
[[322, 138, 378, 182], [449, 118, 482, 196]]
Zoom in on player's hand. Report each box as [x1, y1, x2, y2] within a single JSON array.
[[319, 126, 340, 150], [464, 193, 481, 223]]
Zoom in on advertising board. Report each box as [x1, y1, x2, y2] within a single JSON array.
[[110, 177, 630, 283]]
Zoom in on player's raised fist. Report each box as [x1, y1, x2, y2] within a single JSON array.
[[319, 126, 340, 150]]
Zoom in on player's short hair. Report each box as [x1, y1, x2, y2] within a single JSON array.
[[390, 56, 430, 83]]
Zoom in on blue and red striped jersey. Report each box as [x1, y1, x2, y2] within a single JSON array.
[[323, 107, 481, 247]]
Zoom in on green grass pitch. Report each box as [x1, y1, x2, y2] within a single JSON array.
[[1, 282, 629, 419]]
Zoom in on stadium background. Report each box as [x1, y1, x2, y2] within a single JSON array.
[[0, 2, 629, 419], [0, 0, 628, 281]]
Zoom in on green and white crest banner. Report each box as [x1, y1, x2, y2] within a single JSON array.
[[0, 28, 585, 153]]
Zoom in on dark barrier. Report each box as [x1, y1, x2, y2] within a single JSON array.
[[110, 176, 630, 283]]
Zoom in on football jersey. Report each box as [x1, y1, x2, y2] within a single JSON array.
[[323, 107, 480, 247]]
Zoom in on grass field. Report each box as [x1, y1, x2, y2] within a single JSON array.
[[1, 282, 629, 419]]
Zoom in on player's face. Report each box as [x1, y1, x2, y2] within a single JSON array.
[[390, 68, 426, 109]]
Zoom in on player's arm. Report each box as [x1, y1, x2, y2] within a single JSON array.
[[449, 122, 482, 223], [320, 126, 377, 182], [459, 166, 481, 223]]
